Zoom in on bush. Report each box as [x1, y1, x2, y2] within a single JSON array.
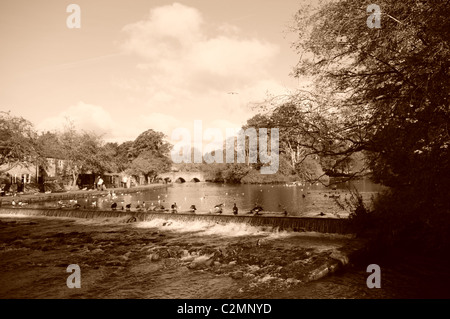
[[333, 187, 374, 236], [370, 189, 450, 256]]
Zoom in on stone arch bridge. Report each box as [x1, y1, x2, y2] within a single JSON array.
[[157, 171, 206, 183]]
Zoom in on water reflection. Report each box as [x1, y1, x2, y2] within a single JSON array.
[[31, 179, 383, 217]]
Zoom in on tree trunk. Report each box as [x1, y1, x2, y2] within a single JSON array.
[[72, 172, 79, 187]]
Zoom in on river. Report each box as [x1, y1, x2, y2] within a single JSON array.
[[27, 180, 383, 218], [1, 213, 448, 299], [1, 180, 448, 299]]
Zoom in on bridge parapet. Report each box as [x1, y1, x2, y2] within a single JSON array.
[[157, 171, 205, 183]]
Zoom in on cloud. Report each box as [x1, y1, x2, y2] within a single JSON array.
[[118, 2, 287, 124], [36, 102, 146, 143], [36, 102, 115, 134], [35, 3, 293, 145], [29, 3, 294, 142], [121, 3, 204, 60], [139, 113, 183, 136], [121, 3, 279, 83]]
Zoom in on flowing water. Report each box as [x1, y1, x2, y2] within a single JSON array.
[[1, 213, 448, 299], [1, 180, 448, 299]]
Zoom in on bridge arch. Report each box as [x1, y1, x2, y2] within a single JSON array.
[[157, 171, 206, 183]]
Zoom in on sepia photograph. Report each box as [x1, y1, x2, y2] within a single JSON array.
[[0, 0, 449, 305]]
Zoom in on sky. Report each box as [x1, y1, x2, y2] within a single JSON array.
[[0, 0, 307, 146]]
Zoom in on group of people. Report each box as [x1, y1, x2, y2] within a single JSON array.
[[93, 175, 134, 191]]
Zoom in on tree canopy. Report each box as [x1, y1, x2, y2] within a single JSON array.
[[267, 0, 450, 250], [0, 112, 40, 172], [127, 129, 172, 182], [287, 0, 449, 189]]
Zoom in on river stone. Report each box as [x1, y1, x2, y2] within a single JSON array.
[[327, 260, 340, 273], [181, 255, 196, 263], [230, 271, 244, 279], [286, 278, 300, 285], [330, 250, 349, 266], [306, 263, 330, 282], [147, 253, 160, 262], [181, 249, 189, 257], [188, 261, 204, 270], [205, 259, 213, 267]]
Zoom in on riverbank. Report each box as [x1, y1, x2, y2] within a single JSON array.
[[0, 183, 170, 206]]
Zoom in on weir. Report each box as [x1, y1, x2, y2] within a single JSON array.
[[0, 208, 352, 234]]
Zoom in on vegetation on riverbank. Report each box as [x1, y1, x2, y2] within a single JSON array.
[[280, 0, 450, 255]]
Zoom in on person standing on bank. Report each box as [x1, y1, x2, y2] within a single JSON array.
[[97, 176, 104, 191]]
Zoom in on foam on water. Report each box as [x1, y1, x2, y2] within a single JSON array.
[[0, 213, 74, 221], [135, 218, 292, 238], [0, 213, 31, 218]]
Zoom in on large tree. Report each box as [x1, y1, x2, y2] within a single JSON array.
[[127, 129, 172, 182], [0, 112, 40, 172], [245, 107, 326, 182], [129, 150, 171, 183], [289, 0, 449, 186], [278, 0, 449, 248], [57, 124, 110, 187], [129, 129, 171, 158]]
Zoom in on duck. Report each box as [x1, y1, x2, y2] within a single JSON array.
[[189, 205, 197, 213], [250, 204, 263, 215], [210, 203, 224, 214]]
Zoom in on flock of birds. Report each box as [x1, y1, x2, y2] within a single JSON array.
[[8, 186, 346, 218], [42, 189, 273, 216], [10, 192, 270, 216]]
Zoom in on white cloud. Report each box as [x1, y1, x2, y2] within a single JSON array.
[[36, 3, 294, 145], [36, 102, 148, 143], [121, 3, 204, 60], [37, 102, 115, 135], [139, 113, 182, 136], [119, 2, 288, 122]]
